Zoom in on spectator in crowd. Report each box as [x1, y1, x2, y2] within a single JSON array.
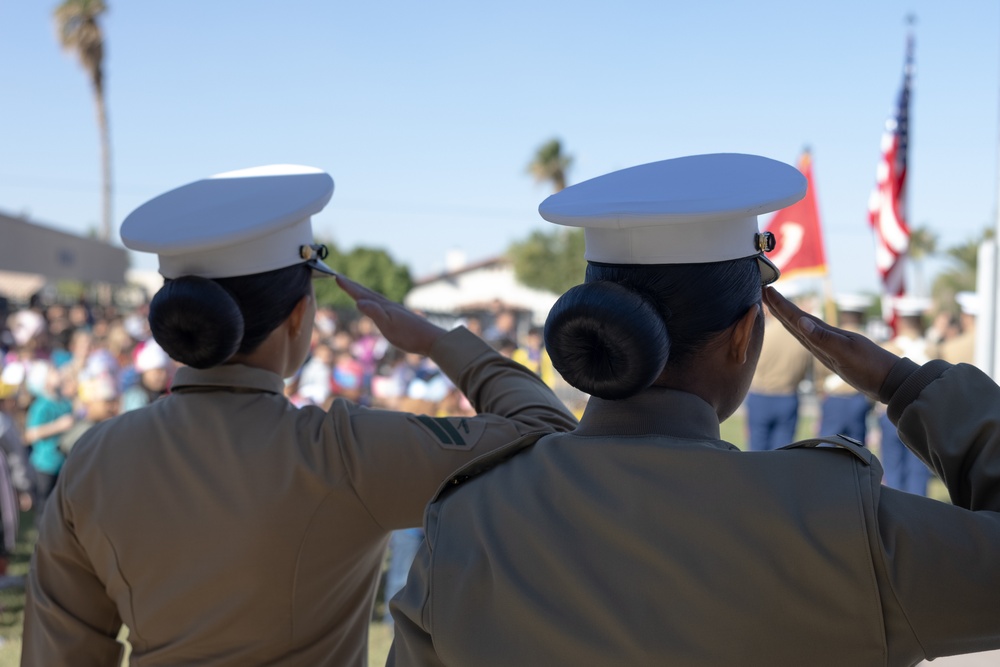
[[120, 340, 174, 413], [294, 340, 335, 408], [9, 306, 47, 355], [745, 292, 812, 451], [511, 326, 556, 388], [0, 379, 36, 570], [938, 291, 978, 366], [369, 349, 416, 410], [66, 328, 94, 378], [331, 330, 365, 403], [381, 527, 424, 631], [67, 301, 92, 333], [351, 315, 387, 397], [22, 164, 576, 666], [0, 298, 15, 358], [484, 305, 518, 349], [314, 306, 338, 340], [879, 296, 935, 496], [817, 295, 874, 445], [23, 362, 75, 517], [60, 372, 120, 455]]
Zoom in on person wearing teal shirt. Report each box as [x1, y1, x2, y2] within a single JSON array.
[[25, 364, 74, 516]]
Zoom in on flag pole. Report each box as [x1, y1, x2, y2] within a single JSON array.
[[985, 11, 1000, 379], [821, 276, 836, 323]]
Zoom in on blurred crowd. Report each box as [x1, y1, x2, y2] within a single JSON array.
[[0, 292, 562, 582], [0, 286, 983, 587]]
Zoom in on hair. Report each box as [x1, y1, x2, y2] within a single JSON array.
[[149, 263, 312, 369], [544, 257, 762, 400]]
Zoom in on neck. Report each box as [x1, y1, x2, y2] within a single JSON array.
[[227, 327, 291, 377]]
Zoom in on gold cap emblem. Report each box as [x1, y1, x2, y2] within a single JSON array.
[[755, 231, 776, 253], [299, 243, 329, 261]]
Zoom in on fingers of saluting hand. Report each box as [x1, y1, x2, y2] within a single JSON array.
[[763, 287, 848, 362], [334, 275, 445, 356], [763, 287, 898, 401], [335, 275, 389, 321], [336, 275, 380, 304]]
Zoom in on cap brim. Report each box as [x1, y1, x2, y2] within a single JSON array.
[[757, 254, 780, 285], [308, 258, 337, 277]]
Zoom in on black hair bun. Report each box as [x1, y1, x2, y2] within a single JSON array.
[[149, 276, 244, 369], [544, 281, 669, 400]]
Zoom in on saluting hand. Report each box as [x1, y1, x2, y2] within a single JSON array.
[[336, 275, 447, 357], [763, 287, 899, 403]]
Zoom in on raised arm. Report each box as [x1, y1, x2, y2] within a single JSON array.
[[327, 277, 577, 529]]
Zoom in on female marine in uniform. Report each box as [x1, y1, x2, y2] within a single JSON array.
[[389, 154, 1000, 667], [21, 165, 577, 665]]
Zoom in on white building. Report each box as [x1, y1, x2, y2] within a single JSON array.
[[404, 253, 560, 329]]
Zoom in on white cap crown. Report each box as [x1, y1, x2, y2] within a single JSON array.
[[121, 164, 335, 279], [538, 153, 806, 283]]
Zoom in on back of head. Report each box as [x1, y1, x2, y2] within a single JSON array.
[[149, 265, 312, 369], [538, 153, 806, 401], [545, 258, 762, 400]]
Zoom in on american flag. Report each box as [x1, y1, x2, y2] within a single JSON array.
[[869, 34, 914, 306]]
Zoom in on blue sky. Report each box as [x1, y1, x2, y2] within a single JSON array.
[[2, 1, 998, 296]]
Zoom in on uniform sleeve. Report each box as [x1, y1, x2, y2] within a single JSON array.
[[872, 362, 1000, 661], [386, 513, 445, 667], [331, 327, 577, 529], [22, 474, 124, 666]]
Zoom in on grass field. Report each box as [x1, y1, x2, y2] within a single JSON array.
[[0, 408, 946, 665]]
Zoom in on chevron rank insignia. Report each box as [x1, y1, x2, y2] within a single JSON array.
[[415, 416, 485, 450]]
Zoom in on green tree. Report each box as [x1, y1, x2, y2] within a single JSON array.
[[312, 241, 413, 309], [507, 228, 587, 295], [527, 138, 572, 193], [54, 0, 112, 242], [907, 224, 938, 297], [514, 137, 583, 293], [931, 228, 994, 309]]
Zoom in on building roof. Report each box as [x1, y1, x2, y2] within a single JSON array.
[[0, 211, 128, 286]]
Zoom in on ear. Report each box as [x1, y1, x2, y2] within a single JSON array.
[[288, 293, 312, 338], [729, 303, 761, 365]]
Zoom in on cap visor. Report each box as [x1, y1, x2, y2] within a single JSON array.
[[308, 258, 337, 277], [757, 254, 780, 285]]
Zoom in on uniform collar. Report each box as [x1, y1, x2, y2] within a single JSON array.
[[575, 387, 730, 446], [171, 363, 286, 395]]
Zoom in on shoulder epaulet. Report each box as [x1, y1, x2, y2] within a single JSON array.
[[778, 434, 875, 466], [431, 431, 548, 503]]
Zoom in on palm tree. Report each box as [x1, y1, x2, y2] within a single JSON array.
[[906, 224, 938, 297], [527, 138, 572, 193], [931, 229, 993, 310], [54, 0, 112, 242], [515, 138, 584, 290]]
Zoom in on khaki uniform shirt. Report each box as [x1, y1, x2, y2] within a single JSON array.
[[21, 328, 577, 666], [939, 331, 976, 366], [816, 324, 863, 397], [749, 316, 812, 395], [390, 361, 1000, 666]]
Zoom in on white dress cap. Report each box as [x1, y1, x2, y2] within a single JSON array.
[[835, 293, 874, 313], [956, 291, 980, 316], [892, 295, 931, 317], [538, 153, 807, 284], [121, 164, 335, 279]]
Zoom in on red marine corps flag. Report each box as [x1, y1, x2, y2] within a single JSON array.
[[869, 34, 914, 312], [761, 149, 828, 279]]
